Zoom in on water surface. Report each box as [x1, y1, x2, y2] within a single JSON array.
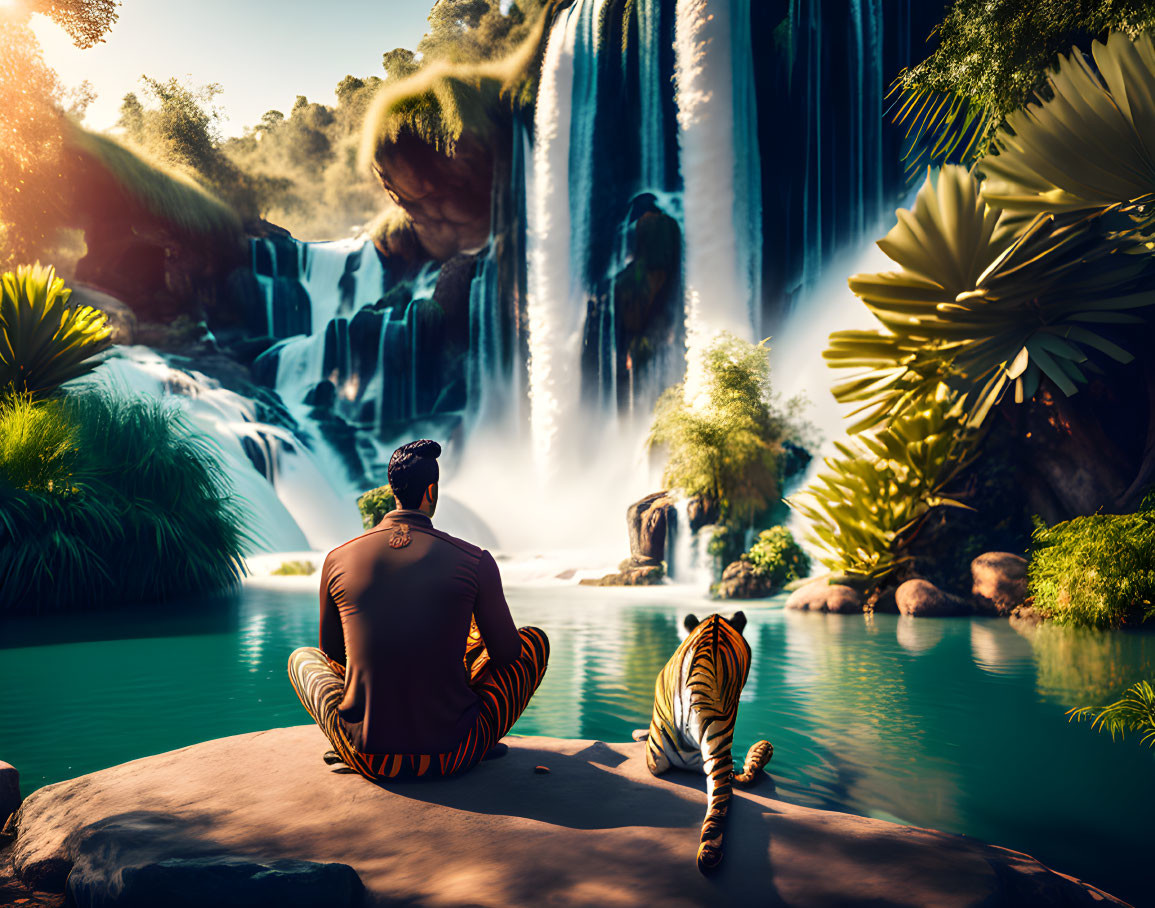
[[2, 584, 1152, 905]]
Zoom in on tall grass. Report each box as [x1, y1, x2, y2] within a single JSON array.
[[0, 392, 248, 612]]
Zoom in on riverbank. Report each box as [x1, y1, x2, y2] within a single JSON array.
[[0, 727, 1128, 907]]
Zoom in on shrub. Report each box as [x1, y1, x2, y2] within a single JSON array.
[[788, 387, 977, 588], [1069, 680, 1155, 748], [0, 263, 113, 399], [272, 559, 317, 576], [357, 484, 396, 529], [0, 391, 248, 612], [1027, 495, 1155, 629], [649, 334, 809, 528], [745, 527, 811, 591]]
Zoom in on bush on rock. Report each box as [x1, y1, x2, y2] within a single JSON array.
[[357, 484, 396, 529], [1027, 494, 1155, 629]]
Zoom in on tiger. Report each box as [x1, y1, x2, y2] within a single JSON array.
[[637, 611, 774, 874]]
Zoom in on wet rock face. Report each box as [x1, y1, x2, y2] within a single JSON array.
[[371, 131, 494, 261], [971, 552, 1029, 616], [627, 492, 677, 565]]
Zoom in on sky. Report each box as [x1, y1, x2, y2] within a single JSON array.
[[30, 0, 432, 136]]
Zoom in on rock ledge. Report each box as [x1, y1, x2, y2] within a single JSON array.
[[2, 727, 1126, 907]]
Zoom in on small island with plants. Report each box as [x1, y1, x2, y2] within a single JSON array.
[[1, 0, 1153, 906]]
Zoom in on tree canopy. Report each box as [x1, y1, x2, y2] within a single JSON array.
[[648, 334, 807, 527]]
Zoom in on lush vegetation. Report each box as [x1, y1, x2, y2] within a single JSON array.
[[1, 263, 112, 398], [1027, 494, 1155, 629], [272, 560, 317, 576], [894, 0, 1155, 172], [648, 334, 809, 529], [789, 388, 977, 585], [1069, 680, 1155, 748], [357, 484, 397, 529], [0, 392, 248, 612], [744, 527, 811, 591], [826, 165, 1155, 435]]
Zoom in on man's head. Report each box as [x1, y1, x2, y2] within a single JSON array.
[[388, 439, 441, 514]]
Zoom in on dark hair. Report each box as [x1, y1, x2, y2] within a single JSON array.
[[388, 439, 441, 509]]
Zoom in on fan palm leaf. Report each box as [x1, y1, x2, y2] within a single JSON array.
[[827, 166, 1155, 433], [980, 31, 1155, 232]]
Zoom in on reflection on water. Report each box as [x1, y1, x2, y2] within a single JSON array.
[[1, 587, 1153, 905]]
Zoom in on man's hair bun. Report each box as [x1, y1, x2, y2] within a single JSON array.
[[387, 439, 442, 508]]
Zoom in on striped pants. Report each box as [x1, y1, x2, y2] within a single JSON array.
[[288, 624, 549, 781]]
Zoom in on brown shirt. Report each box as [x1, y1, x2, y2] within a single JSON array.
[[318, 509, 520, 754]]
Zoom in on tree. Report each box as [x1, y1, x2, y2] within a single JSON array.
[[0, 0, 119, 265], [648, 334, 802, 527], [893, 0, 1155, 173]]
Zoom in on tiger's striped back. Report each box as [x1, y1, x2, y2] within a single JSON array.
[[644, 612, 773, 873]]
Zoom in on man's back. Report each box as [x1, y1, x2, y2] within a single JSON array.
[[319, 508, 520, 755]]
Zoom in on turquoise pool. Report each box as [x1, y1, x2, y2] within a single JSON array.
[[2, 585, 1153, 904]]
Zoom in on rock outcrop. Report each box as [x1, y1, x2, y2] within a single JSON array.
[[714, 559, 774, 600], [627, 491, 677, 566], [971, 552, 1030, 616], [1, 728, 1127, 907], [0, 762, 19, 830]]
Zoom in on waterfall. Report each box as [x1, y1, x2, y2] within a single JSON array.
[[75, 347, 363, 553], [674, 0, 761, 405], [636, 0, 667, 193], [526, 3, 580, 475]]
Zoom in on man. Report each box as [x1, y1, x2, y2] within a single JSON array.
[[288, 439, 549, 780]]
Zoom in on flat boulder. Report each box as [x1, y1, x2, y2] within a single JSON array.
[[971, 552, 1029, 616], [714, 559, 774, 599], [785, 579, 863, 613], [0, 762, 19, 830], [3, 727, 1124, 907], [896, 579, 973, 617]]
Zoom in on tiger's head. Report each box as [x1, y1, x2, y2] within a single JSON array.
[[683, 611, 747, 635]]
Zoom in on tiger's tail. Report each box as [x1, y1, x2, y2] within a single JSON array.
[[733, 739, 773, 786], [695, 720, 735, 874]]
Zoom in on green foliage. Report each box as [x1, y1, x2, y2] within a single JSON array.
[[1068, 680, 1155, 748], [114, 77, 268, 221], [69, 125, 243, 240], [745, 527, 811, 590], [828, 165, 1155, 434], [788, 388, 977, 585], [0, 263, 112, 398], [357, 484, 396, 529], [0, 391, 248, 612], [893, 0, 1155, 172], [980, 31, 1155, 238], [0, 393, 78, 493], [1028, 495, 1155, 628], [272, 559, 317, 576], [648, 334, 806, 527], [223, 75, 385, 240]]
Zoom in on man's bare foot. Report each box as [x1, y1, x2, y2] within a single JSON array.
[[631, 729, 650, 742], [483, 742, 509, 761]]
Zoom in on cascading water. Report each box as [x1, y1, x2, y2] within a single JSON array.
[[674, 0, 762, 405], [74, 347, 362, 553]]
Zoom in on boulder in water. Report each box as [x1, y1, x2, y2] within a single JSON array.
[[0, 762, 19, 831], [971, 552, 1029, 616], [785, 580, 864, 613], [896, 579, 972, 617], [714, 559, 775, 600]]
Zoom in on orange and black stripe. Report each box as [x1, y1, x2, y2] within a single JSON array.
[[288, 625, 549, 781]]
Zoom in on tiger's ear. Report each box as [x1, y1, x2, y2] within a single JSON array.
[[683, 613, 700, 632], [730, 611, 747, 634]]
